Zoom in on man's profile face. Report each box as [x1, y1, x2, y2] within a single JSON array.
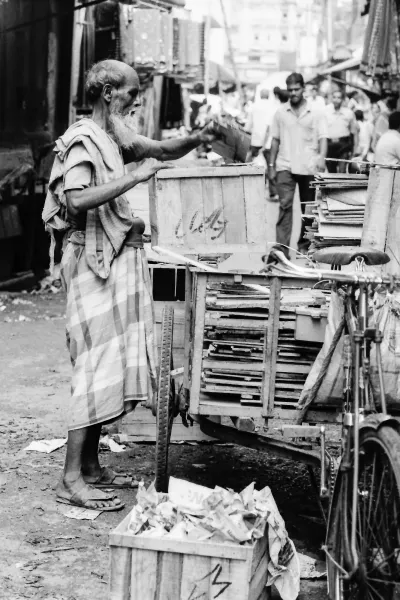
[[109, 70, 141, 117], [332, 91, 343, 110], [287, 83, 304, 106]]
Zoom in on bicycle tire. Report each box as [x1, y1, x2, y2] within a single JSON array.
[[155, 306, 175, 493], [326, 424, 400, 600]]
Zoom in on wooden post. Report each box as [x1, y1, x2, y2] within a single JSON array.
[[361, 166, 395, 252], [69, 0, 86, 126], [262, 276, 281, 418], [46, 0, 59, 139]]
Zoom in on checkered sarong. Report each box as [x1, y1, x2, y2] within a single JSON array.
[[61, 236, 157, 431]]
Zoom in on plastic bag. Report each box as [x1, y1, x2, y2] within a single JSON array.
[[297, 291, 345, 408], [370, 289, 400, 408]]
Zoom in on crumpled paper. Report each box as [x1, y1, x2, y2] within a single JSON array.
[[128, 477, 300, 600]]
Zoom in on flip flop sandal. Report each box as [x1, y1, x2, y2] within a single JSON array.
[[84, 466, 139, 489], [56, 480, 125, 512]]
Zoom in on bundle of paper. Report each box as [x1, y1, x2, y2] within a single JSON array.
[[211, 116, 251, 163], [306, 173, 369, 257], [129, 477, 292, 549]]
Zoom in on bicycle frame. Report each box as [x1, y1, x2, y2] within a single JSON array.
[[267, 250, 391, 577]]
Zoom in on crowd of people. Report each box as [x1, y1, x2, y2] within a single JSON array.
[[243, 72, 400, 258], [246, 81, 400, 176]]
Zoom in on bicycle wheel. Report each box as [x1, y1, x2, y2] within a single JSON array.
[[327, 424, 400, 599], [155, 306, 175, 493]]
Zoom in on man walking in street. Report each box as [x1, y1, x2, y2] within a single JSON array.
[[325, 90, 358, 173], [268, 73, 327, 256], [43, 59, 219, 511]]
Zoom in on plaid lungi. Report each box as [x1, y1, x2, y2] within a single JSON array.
[[61, 237, 157, 431]]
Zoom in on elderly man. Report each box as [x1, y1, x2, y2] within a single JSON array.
[[43, 60, 218, 511]]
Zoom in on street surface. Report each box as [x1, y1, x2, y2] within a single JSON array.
[[0, 290, 327, 599]]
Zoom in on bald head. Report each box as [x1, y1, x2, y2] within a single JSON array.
[[85, 60, 139, 104], [86, 60, 142, 148]]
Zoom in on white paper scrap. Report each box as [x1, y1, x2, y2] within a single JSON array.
[[24, 439, 67, 453], [63, 507, 101, 520], [298, 553, 327, 579]]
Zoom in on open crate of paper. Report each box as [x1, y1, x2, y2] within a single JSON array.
[[109, 478, 300, 600]]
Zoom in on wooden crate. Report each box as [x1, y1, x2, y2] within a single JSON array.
[[148, 166, 266, 255], [109, 512, 271, 600]]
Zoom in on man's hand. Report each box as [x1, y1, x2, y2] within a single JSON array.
[[131, 159, 173, 183], [196, 120, 221, 144], [316, 155, 326, 172], [268, 165, 277, 182]]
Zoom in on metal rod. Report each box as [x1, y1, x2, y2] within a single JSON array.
[[351, 331, 361, 570]]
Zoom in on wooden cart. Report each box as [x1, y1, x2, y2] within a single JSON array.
[[148, 165, 339, 492]]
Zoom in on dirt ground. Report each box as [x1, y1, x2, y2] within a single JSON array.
[[0, 290, 327, 600]]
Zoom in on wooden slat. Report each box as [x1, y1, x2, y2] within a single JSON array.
[[202, 360, 264, 372], [154, 177, 183, 248], [197, 399, 264, 418], [156, 166, 265, 179], [263, 277, 281, 417], [243, 172, 266, 248], [109, 546, 132, 600], [158, 552, 183, 600], [202, 177, 226, 246], [180, 177, 205, 250], [384, 169, 400, 275], [222, 176, 247, 244], [130, 548, 158, 600], [361, 166, 394, 251], [183, 267, 193, 392], [188, 274, 208, 414], [180, 555, 212, 600]]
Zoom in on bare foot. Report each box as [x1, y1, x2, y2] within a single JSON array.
[[56, 474, 124, 510]]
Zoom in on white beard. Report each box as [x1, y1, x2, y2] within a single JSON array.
[[109, 107, 139, 149]]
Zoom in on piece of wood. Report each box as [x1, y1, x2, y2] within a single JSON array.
[[222, 176, 247, 244], [202, 176, 226, 246], [158, 552, 183, 600], [361, 166, 395, 251], [109, 546, 132, 600], [197, 400, 263, 418], [189, 274, 208, 414], [156, 166, 264, 179], [183, 267, 193, 392], [130, 548, 158, 600], [384, 169, 400, 274], [263, 277, 281, 418], [243, 172, 267, 249]]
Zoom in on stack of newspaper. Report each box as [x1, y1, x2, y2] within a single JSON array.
[[306, 173, 369, 256]]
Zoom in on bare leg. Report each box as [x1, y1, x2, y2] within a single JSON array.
[[59, 426, 122, 509], [81, 423, 102, 479]]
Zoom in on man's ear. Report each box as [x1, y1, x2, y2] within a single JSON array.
[[102, 84, 113, 104]]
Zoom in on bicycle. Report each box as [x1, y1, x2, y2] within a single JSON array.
[[269, 245, 400, 600]]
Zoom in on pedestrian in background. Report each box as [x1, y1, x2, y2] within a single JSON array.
[[245, 88, 274, 159], [306, 84, 325, 112], [355, 109, 374, 161], [375, 111, 400, 165], [268, 73, 327, 256], [325, 90, 358, 173]]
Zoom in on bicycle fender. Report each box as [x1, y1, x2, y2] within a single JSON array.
[[359, 413, 400, 433]]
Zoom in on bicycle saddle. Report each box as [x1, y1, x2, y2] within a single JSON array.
[[313, 246, 390, 266]]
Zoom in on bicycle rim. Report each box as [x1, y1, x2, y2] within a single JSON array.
[[341, 425, 400, 599]]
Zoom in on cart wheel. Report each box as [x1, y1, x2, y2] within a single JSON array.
[[155, 306, 175, 493]]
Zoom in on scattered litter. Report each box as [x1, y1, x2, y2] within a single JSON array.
[[63, 506, 102, 520], [24, 439, 67, 453], [24, 574, 42, 585], [298, 553, 327, 579], [192, 464, 206, 469], [12, 298, 34, 306], [0, 474, 7, 487], [18, 315, 32, 322], [0, 305, 6, 312], [171, 367, 184, 377], [100, 435, 126, 453], [128, 477, 300, 600], [41, 545, 86, 553]]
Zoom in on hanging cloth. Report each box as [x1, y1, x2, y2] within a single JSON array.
[[360, 0, 400, 78]]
